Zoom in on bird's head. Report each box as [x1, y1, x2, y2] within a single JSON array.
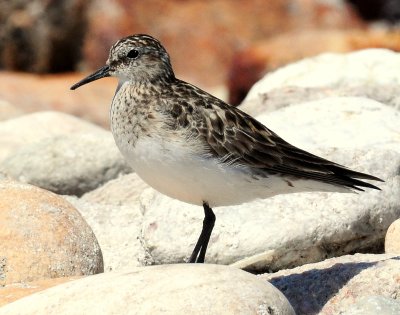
[[71, 34, 175, 90]]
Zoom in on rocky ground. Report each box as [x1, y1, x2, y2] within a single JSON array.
[[0, 49, 400, 314]]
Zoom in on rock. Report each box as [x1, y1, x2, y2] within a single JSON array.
[[0, 100, 24, 121], [63, 174, 149, 271], [229, 29, 400, 105], [0, 111, 107, 162], [0, 72, 116, 128], [140, 146, 398, 270], [385, 219, 400, 254], [0, 180, 103, 285], [0, 133, 132, 196], [81, 172, 148, 206], [64, 173, 151, 271], [239, 84, 400, 117], [255, 97, 400, 153], [83, 0, 362, 88], [261, 254, 400, 315], [0, 277, 81, 307], [64, 196, 146, 272], [0, 0, 89, 73], [244, 49, 400, 106], [0, 264, 295, 315], [341, 295, 400, 315]]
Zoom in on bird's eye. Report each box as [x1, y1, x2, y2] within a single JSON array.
[[127, 49, 140, 59]]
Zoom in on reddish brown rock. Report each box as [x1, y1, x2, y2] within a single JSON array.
[[0, 180, 103, 285], [83, 0, 363, 88], [228, 29, 400, 105], [0, 72, 115, 128]]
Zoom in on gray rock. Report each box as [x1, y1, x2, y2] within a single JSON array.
[[0, 111, 107, 162], [261, 254, 400, 315], [0, 264, 295, 315], [341, 296, 400, 315], [1, 132, 132, 196]]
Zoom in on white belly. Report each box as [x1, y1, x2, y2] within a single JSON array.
[[113, 135, 347, 207]]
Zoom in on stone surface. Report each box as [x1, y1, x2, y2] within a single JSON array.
[[385, 219, 400, 254], [64, 195, 146, 272], [0, 277, 81, 307], [239, 84, 400, 117], [0, 132, 131, 196], [261, 254, 400, 315], [63, 174, 149, 271], [244, 49, 400, 105], [0, 100, 24, 121], [341, 295, 400, 315], [0, 111, 107, 162], [229, 29, 400, 105], [255, 97, 400, 153], [0, 180, 103, 285], [0, 264, 295, 315], [81, 172, 148, 206], [0, 0, 89, 73], [83, 0, 362, 88], [0, 72, 116, 128]]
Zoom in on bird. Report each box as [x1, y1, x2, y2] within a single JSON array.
[[71, 34, 383, 264]]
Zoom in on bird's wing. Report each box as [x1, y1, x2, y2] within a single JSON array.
[[195, 100, 382, 191]]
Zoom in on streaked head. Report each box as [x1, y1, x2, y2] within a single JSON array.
[[71, 34, 175, 90]]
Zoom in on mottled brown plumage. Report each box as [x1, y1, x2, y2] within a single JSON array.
[[71, 34, 383, 264]]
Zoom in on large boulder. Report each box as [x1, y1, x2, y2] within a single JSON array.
[[0, 180, 103, 285], [0, 264, 295, 315], [244, 49, 400, 104], [0, 111, 106, 162], [1, 133, 131, 196]]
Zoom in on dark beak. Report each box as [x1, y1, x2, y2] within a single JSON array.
[[70, 65, 110, 90]]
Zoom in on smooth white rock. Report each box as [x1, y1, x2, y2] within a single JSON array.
[[65, 193, 146, 272], [239, 84, 400, 117], [255, 97, 400, 153], [0, 264, 295, 315], [245, 49, 400, 103], [82, 172, 149, 206]]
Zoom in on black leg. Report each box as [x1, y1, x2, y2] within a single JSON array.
[[188, 203, 216, 263]]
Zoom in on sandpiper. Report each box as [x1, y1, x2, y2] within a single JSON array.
[[71, 34, 383, 263]]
